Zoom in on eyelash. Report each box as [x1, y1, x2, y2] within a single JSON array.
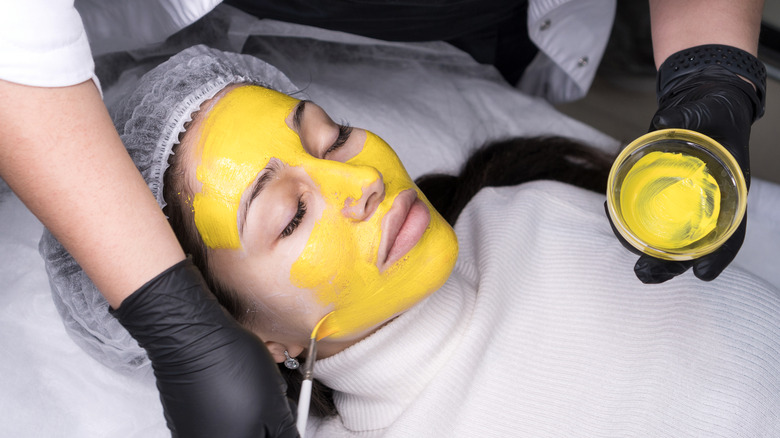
[[281, 196, 307, 238], [324, 124, 353, 157]]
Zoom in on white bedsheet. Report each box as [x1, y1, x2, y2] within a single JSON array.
[[2, 5, 779, 436]]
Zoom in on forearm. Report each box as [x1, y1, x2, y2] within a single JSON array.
[[0, 79, 184, 308], [0, 79, 297, 436], [649, 0, 764, 67], [629, 1, 765, 283]]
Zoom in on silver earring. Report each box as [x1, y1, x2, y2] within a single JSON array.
[[283, 350, 300, 370]]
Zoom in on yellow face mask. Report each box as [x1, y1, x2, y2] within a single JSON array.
[[193, 86, 458, 340]]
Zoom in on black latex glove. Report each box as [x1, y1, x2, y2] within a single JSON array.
[[111, 258, 299, 438], [614, 45, 765, 284]]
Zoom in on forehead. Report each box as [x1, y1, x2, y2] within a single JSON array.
[[185, 85, 308, 169], [177, 85, 303, 195], [200, 85, 300, 140]]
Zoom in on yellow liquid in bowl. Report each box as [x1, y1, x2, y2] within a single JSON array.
[[620, 151, 721, 250]]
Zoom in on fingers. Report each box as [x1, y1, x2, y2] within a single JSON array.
[[651, 99, 751, 175], [627, 213, 746, 283], [651, 107, 690, 131], [652, 100, 721, 134], [634, 255, 693, 284], [692, 214, 747, 281]]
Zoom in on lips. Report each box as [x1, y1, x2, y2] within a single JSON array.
[[378, 189, 431, 270]]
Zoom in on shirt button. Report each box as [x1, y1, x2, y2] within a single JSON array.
[[577, 56, 589, 67], [540, 19, 551, 31]]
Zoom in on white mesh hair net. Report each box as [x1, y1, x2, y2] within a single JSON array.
[[39, 45, 299, 374]]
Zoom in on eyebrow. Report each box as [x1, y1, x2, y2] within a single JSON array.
[[292, 100, 308, 132], [240, 159, 283, 235]]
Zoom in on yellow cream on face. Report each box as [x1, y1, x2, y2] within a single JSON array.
[[194, 86, 458, 340], [620, 151, 721, 249], [290, 131, 458, 340], [194, 87, 303, 249]]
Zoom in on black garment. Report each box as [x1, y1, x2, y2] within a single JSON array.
[[225, 0, 537, 84]]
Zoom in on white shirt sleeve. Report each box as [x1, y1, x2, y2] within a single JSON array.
[[0, 0, 95, 87], [0, 0, 220, 88], [75, 0, 222, 56], [520, 0, 616, 103]]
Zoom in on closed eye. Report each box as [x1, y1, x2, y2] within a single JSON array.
[[323, 124, 352, 158], [281, 196, 307, 238]]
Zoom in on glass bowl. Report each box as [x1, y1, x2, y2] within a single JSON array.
[[606, 129, 747, 261]]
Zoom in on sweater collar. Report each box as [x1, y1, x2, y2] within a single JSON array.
[[313, 268, 475, 431]]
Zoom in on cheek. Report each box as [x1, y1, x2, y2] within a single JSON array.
[[208, 247, 296, 308], [212, 250, 325, 332], [249, 287, 325, 337], [290, 207, 381, 296], [289, 165, 383, 299]]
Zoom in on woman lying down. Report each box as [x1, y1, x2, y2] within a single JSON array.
[[48, 45, 780, 436]]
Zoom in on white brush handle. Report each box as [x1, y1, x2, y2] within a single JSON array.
[[297, 378, 313, 437]]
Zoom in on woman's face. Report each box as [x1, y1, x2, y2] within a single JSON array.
[[180, 85, 457, 355]]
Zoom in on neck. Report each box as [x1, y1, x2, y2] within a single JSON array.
[[312, 269, 474, 430], [315, 329, 377, 359]]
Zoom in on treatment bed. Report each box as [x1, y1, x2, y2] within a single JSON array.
[[2, 6, 779, 436]]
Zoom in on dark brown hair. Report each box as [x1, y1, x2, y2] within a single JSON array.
[[417, 136, 614, 226], [162, 134, 614, 418]]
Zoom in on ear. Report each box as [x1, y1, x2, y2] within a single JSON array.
[[265, 341, 305, 363]]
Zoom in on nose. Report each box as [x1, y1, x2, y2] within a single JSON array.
[[304, 158, 386, 221], [341, 168, 385, 221]]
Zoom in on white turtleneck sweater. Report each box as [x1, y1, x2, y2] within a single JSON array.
[[309, 181, 780, 437]]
